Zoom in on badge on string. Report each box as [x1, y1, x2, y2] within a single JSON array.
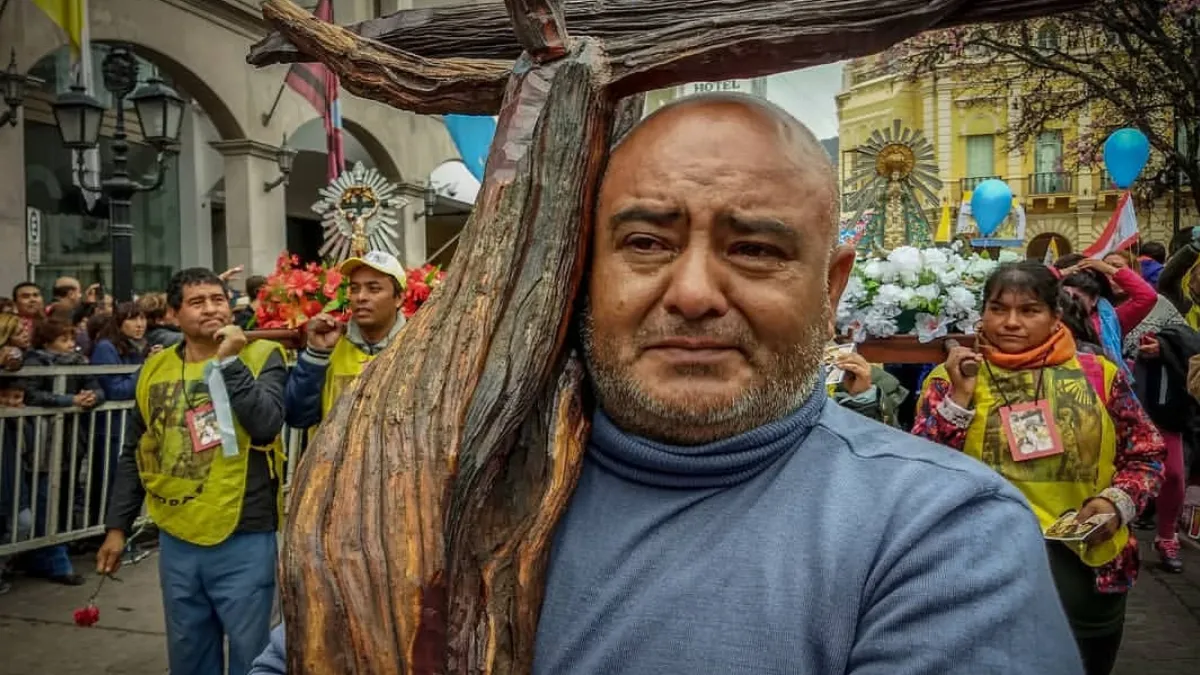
[[1000, 400, 1064, 462], [186, 403, 223, 453]]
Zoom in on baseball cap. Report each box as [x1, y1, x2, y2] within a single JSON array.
[[339, 250, 406, 289]]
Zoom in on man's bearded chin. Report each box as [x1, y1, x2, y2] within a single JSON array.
[[579, 300, 828, 445]]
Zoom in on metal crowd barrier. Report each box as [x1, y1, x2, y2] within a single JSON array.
[[0, 364, 306, 558]]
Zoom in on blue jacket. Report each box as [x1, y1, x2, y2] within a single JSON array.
[[282, 319, 405, 429], [88, 339, 145, 401], [1140, 258, 1164, 288]]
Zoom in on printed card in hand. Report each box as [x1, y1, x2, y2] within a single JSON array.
[[824, 343, 855, 386], [1044, 511, 1115, 542]]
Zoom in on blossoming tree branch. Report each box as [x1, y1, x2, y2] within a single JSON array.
[[885, 0, 1200, 212], [250, 1, 1097, 673]]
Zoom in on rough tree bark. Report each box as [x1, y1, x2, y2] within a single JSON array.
[[277, 2, 609, 672], [250, 0, 1096, 74], [258, 0, 1096, 115], [257, 1, 1098, 673]]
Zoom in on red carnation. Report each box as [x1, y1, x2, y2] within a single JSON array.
[[73, 604, 100, 627]]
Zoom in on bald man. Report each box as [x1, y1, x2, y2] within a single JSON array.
[[249, 95, 1081, 675]]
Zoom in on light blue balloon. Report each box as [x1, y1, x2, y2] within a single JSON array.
[[1103, 128, 1150, 189], [970, 179, 1013, 237]]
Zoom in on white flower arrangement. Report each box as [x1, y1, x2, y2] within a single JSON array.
[[836, 243, 1021, 343]]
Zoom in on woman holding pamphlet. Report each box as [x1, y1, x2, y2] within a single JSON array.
[[912, 261, 1165, 675]]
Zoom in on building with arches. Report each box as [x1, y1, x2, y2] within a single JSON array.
[[0, 0, 473, 296], [836, 52, 1197, 259]]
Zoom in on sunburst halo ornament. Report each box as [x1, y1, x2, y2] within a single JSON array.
[[313, 162, 404, 262], [844, 119, 942, 252]]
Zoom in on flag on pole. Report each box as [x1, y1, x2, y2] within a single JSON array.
[[75, 1, 99, 210], [33, 0, 85, 57], [1083, 192, 1139, 258], [324, 63, 344, 182], [283, 0, 343, 180], [1043, 237, 1060, 266], [935, 200, 952, 243], [37, 0, 99, 209]]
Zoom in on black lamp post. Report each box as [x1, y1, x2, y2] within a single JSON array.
[[50, 44, 185, 301]]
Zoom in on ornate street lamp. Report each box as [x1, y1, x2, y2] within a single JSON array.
[[51, 44, 185, 301], [263, 134, 298, 192], [128, 77, 185, 148], [51, 84, 106, 149], [0, 50, 30, 127]]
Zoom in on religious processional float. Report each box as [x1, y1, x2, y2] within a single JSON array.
[[247, 162, 445, 347], [244, 1, 1135, 673], [836, 118, 1152, 364]]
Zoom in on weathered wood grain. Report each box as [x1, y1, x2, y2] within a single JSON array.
[[256, 0, 1096, 115], [260, 0, 511, 115], [250, 0, 1097, 69], [280, 32, 612, 674], [505, 0, 571, 62], [609, 94, 645, 146]]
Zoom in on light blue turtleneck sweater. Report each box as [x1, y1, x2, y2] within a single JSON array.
[[250, 390, 1082, 675], [531, 391, 1082, 674]]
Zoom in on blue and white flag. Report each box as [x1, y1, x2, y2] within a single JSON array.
[[442, 114, 497, 182]]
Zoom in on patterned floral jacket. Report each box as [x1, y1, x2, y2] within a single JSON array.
[[913, 365, 1164, 594]]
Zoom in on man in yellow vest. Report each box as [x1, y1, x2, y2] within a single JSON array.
[[96, 268, 288, 675], [283, 250, 406, 428]]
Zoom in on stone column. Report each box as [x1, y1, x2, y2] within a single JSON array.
[[1074, 196, 1096, 251], [177, 106, 215, 270], [935, 75, 953, 196], [398, 182, 429, 269], [0, 114, 29, 292], [210, 139, 287, 277], [1077, 106, 1093, 197], [1006, 93, 1024, 197]]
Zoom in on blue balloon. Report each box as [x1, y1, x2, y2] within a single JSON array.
[[970, 179, 1013, 237], [1103, 128, 1150, 189]]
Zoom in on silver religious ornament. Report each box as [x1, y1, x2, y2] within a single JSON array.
[[312, 162, 404, 261]]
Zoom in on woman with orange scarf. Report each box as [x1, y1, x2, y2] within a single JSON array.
[[913, 261, 1165, 675]]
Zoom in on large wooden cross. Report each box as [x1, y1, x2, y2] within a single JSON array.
[[251, 1, 1092, 673]]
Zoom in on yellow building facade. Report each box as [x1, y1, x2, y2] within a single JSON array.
[[836, 56, 1196, 256]]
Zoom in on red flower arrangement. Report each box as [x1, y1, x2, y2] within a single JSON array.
[[254, 252, 350, 329], [402, 264, 446, 318]]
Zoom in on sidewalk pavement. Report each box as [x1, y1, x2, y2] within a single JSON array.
[[0, 552, 167, 675], [1, 539, 1198, 674], [1114, 537, 1200, 675]]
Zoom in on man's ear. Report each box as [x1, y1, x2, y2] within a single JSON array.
[[826, 245, 856, 310]]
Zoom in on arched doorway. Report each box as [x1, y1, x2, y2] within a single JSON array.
[[1026, 232, 1073, 263], [23, 43, 239, 295]]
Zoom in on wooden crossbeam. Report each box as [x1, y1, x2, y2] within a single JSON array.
[[250, 0, 1096, 69], [256, 0, 1096, 115]]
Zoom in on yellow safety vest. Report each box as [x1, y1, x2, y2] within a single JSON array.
[[134, 340, 286, 546], [927, 356, 1127, 567], [1183, 258, 1200, 330], [319, 337, 380, 421]]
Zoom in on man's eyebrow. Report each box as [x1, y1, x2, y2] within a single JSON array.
[[719, 214, 803, 244], [609, 205, 681, 228]]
